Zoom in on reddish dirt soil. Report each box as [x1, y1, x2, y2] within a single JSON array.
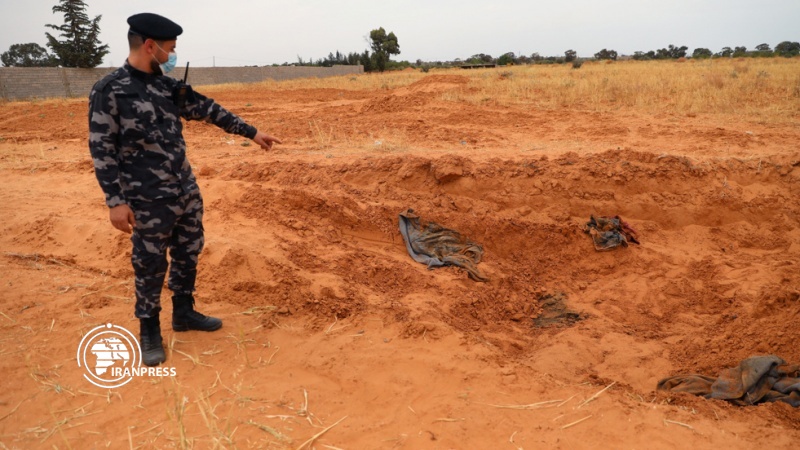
[[0, 73, 799, 449]]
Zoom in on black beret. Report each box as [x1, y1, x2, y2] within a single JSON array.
[[127, 13, 183, 41]]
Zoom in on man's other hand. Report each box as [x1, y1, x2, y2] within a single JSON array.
[[110, 204, 135, 234]]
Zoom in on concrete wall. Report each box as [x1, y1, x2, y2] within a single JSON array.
[[0, 65, 363, 101]]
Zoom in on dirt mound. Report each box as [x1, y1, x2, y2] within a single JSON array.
[[203, 149, 800, 365], [403, 74, 469, 93], [361, 74, 470, 112]]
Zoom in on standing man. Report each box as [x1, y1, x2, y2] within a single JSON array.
[[88, 13, 281, 366]]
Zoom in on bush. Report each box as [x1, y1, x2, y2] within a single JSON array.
[[692, 48, 713, 59], [594, 48, 618, 60], [572, 60, 584, 69], [775, 41, 800, 57]]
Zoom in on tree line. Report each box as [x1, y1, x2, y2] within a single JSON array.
[[291, 27, 400, 72], [286, 40, 800, 73], [631, 42, 800, 60]]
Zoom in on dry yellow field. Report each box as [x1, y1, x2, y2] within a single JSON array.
[[208, 58, 800, 119]]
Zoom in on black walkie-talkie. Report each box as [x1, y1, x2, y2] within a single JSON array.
[[174, 62, 192, 109]]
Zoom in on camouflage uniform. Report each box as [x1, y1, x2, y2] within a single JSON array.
[[88, 61, 257, 318]]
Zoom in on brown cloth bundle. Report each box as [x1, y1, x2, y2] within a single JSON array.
[[584, 215, 640, 251], [657, 355, 800, 407], [398, 209, 488, 282]]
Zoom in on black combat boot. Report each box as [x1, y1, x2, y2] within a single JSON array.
[[172, 294, 223, 332], [139, 315, 166, 366]]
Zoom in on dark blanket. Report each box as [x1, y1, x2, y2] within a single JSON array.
[[657, 355, 800, 407], [398, 209, 488, 282], [584, 215, 640, 251]]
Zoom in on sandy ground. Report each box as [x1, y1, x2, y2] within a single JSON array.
[[0, 72, 799, 449]]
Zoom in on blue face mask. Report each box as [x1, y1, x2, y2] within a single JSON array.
[[160, 52, 178, 74], [154, 43, 178, 74]]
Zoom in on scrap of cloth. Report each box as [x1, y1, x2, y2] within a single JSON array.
[[657, 355, 800, 407], [584, 215, 640, 251], [398, 209, 488, 282]]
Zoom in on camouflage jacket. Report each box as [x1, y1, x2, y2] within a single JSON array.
[[88, 61, 257, 208]]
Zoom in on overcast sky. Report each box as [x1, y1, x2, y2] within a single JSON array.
[[1, 0, 797, 67]]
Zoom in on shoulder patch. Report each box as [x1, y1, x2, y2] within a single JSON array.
[[93, 68, 125, 92]]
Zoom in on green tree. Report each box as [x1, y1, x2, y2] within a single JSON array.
[[346, 52, 360, 65], [564, 49, 577, 62], [45, 0, 109, 67], [717, 47, 733, 58], [732, 46, 747, 57], [662, 44, 688, 59], [370, 52, 387, 72], [359, 50, 374, 72], [1, 43, 58, 67], [466, 53, 494, 64], [691, 48, 712, 59], [368, 27, 400, 72], [755, 43, 772, 52], [753, 43, 773, 57], [775, 41, 800, 57], [673, 45, 689, 58], [594, 48, 618, 60], [497, 52, 516, 65]]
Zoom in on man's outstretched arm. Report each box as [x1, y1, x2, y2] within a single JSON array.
[[181, 91, 282, 149]]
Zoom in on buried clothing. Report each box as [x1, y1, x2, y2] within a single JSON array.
[[584, 215, 640, 251], [657, 355, 800, 407], [398, 209, 488, 282]]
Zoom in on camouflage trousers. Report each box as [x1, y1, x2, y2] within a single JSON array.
[[130, 191, 204, 318]]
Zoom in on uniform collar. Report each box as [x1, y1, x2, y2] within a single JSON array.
[[124, 59, 158, 81]]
